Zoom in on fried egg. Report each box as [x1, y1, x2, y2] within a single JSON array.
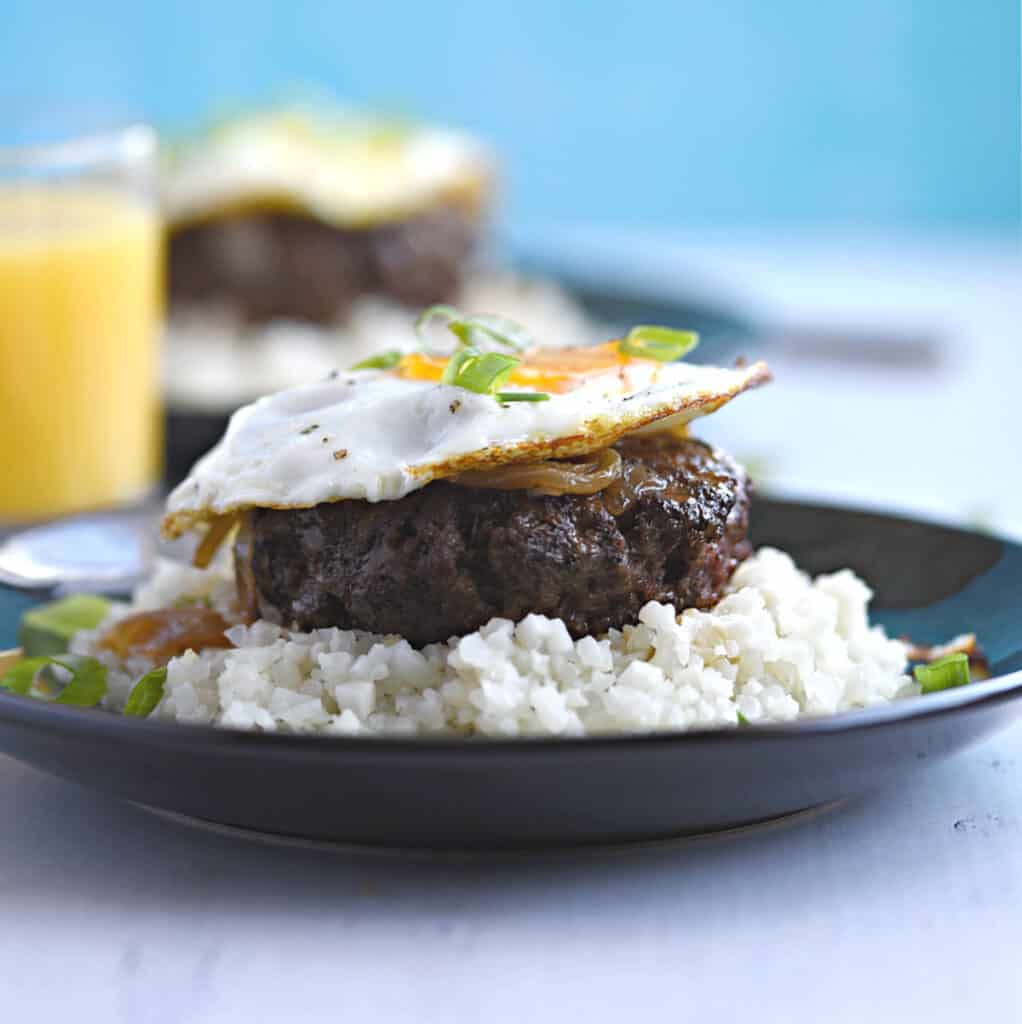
[[164, 107, 492, 229], [162, 344, 770, 539]]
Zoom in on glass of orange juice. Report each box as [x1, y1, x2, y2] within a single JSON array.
[[0, 109, 163, 526]]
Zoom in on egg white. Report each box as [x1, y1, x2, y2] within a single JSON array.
[[163, 359, 770, 538]]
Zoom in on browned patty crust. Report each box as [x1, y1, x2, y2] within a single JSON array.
[[236, 438, 752, 648]]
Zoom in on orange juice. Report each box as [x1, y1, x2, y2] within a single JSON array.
[[0, 186, 163, 522]]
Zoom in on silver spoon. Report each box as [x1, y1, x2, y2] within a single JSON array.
[[0, 511, 157, 596]]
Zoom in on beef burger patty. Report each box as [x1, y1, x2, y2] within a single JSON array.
[[236, 437, 752, 647]]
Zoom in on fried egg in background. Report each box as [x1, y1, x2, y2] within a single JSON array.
[[164, 341, 771, 539], [163, 106, 492, 230]]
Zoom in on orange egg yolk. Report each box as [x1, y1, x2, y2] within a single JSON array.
[[394, 341, 645, 394]]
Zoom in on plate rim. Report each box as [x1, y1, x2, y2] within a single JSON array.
[[1, 668, 1020, 762]]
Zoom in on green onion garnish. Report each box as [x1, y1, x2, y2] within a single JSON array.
[[53, 655, 108, 706], [418, 307, 548, 401], [1, 654, 170, 717], [415, 304, 465, 343], [351, 349, 403, 370], [441, 346, 481, 386], [444, 350, 519, 394], [124, 666, 168, 717], [416, 305, 534, 353], [914, 652, 971, 694], [454, 314, 533, 352], [0, 656, 53, 697], [736, 710, 750, 726], [618, 325, 700, 362], [495, 391, 551, 403], [1, 654, 107, 707]]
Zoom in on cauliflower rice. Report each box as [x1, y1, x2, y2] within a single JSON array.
[[71, 548, 916, 737]]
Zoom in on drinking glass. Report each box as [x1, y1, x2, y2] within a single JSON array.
[[0, 106, 163, 526]]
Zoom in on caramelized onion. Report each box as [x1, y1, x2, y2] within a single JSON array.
[[603, 459, 679, 516], [231, 514, 261, 624], [453, 448, 623, 496], [193, 513, 238, 569], [98, 607, 233, 662]]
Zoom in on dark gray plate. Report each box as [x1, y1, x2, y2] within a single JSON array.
[[0, 497, 1019, 851]]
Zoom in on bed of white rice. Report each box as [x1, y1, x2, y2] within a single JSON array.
[[71, 548, 916, 737]]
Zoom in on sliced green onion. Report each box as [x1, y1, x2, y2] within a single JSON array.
[[52, 655, 108, 706], [736, 710, 750, 726], [1, 654, 107, 706], [2, 654, 167, 716], [445, 350, 520, 395], [454, 314, 533, 352], [495, 391, 550, 403], [416, 305, 535, 353], [618, 325, 700, 362], [444, 320, 481, 348], [441, 345, 482, 386], [351, 349, 403, 370], [914, 652, 971, 694], [0, 656, 54, 696], [415, 304, 465, 344], [124, 666, 168, 718]]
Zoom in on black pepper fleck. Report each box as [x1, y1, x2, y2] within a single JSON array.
[[299, 424, 319, 435], [449, 400, 462, 414]]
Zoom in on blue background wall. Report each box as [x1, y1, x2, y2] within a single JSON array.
[[3, 0, 1019, 229]]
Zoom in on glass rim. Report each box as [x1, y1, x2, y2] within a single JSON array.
[[0, 120, 156, 172]]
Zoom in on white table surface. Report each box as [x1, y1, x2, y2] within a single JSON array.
[[2, 229, 1021, 1022]]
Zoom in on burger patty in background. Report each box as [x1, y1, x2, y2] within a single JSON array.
[[168, 204, 482, 325], [236, 437, 752, 647]]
